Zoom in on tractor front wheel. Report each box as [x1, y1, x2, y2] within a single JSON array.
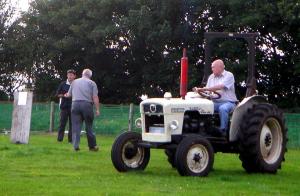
[[111, 132, 150, 172], [175, 136, 214, 176]]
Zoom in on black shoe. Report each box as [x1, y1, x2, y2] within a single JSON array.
[[57, 139, 63, 142], [89, 146, 99, 152], [74, 147, 80, 151]]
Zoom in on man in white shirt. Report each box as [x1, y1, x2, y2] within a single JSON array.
[[195, 59, 238, 137]]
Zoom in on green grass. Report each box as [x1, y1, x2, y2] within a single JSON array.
[[1, 134, 300, 195]]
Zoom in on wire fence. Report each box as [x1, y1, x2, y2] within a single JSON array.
[[0, 102, 299, 148]]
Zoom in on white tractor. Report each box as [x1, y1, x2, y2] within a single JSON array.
[[111, 32, 287, 176]]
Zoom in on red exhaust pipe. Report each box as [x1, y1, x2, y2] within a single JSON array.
[[180, 48, 188, 99]]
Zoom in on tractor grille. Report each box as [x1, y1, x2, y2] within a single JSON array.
[[145, 114, 164, 133]]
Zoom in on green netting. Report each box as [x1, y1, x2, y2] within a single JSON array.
[[0, 102, 140, 134], [285, 113, 300, 148], [0, 102, 299, 148]]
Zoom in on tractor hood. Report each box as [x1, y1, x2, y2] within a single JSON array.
[[140, 95, 214, 115]]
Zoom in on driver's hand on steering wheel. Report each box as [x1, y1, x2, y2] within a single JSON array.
[[193, 87, 205, 92]]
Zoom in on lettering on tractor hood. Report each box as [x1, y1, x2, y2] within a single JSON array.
[[171, 108, 185, 113], [171, 107, 212, 114]]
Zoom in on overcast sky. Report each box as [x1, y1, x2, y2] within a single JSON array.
[[11, 0, 30, 12], [8, 0, 30, 21]]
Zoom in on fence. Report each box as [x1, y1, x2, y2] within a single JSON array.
[[285, 113, 300, 148], [0, 102, 299, 148], [0, 102, 140, 134]]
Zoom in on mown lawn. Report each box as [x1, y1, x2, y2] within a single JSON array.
[[0, 133, 299, 195]]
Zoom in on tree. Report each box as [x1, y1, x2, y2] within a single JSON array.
[[207, 0, 300, 107], [9, 0, 299, 107], [0, 0, 18, 99]]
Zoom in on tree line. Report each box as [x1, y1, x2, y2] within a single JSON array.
[[0, 0, 299, 109]]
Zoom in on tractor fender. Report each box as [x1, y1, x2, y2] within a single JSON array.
[[229, 95, 268, 142]]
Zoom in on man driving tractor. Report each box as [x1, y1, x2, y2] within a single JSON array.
[[195, 59, 238, 137]]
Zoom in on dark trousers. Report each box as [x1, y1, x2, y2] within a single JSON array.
[[58, 109, 72, 142], [71, 101, 97, 149]]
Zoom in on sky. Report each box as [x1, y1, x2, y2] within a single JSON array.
[[10, 0, 30, 12], [8, 0, 30, 21]]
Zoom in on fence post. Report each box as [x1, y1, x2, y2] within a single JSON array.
[[128, 103, 134, 132], [49, 101, 55, 132], [10, 91, 33, 144]]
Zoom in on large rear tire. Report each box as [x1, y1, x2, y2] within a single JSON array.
[[165, 149, 176, 168], [175, 136, 214, 176], [239, 103, 288, 173], [111, 132, 150, 172]]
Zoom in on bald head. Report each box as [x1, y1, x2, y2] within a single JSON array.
[[82, 69, 92, 78], [211, 59, 225, 76]]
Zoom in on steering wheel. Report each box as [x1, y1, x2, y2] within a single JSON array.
[[193, 88, 221, 100]]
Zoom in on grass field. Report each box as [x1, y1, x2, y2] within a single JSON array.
[[1, 134, 299, 195]]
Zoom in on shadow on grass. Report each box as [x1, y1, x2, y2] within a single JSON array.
[[0, 145, 10, 151], [117, 165, 284, 182]]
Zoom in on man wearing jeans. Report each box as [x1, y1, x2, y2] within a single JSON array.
[[66, 69, 100, 151], [196, 59, 238, 137]]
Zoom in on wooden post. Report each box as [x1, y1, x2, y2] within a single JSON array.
[[128, 103, 134, 132], [10, 91, 33, 144], [49, 101, 55, 132]]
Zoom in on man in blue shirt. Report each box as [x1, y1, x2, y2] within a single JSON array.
[[56, 69, 76, 142], [195, 59, 238, 137]]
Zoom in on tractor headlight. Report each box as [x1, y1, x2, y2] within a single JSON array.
[[135, 118, 142, 128], [169, 120, 179, 131]]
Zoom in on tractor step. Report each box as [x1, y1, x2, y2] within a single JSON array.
[[204, 136, 229, 145], [138, 141, 177, 149]]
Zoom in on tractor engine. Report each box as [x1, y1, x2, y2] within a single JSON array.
[[139, 96, 214, 143], [182, 112, 220, 134]]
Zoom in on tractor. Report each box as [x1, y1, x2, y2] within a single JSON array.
[[111, 32, 288, 176]]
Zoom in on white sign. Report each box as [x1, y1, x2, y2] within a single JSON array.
[[18, 92, 27, 105]]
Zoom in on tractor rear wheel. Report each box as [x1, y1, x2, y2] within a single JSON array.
[[175, 136, 214, 176], [111, 132, 150, 172], [165, 149, 176, 168], [239, 103, 287, 173]]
